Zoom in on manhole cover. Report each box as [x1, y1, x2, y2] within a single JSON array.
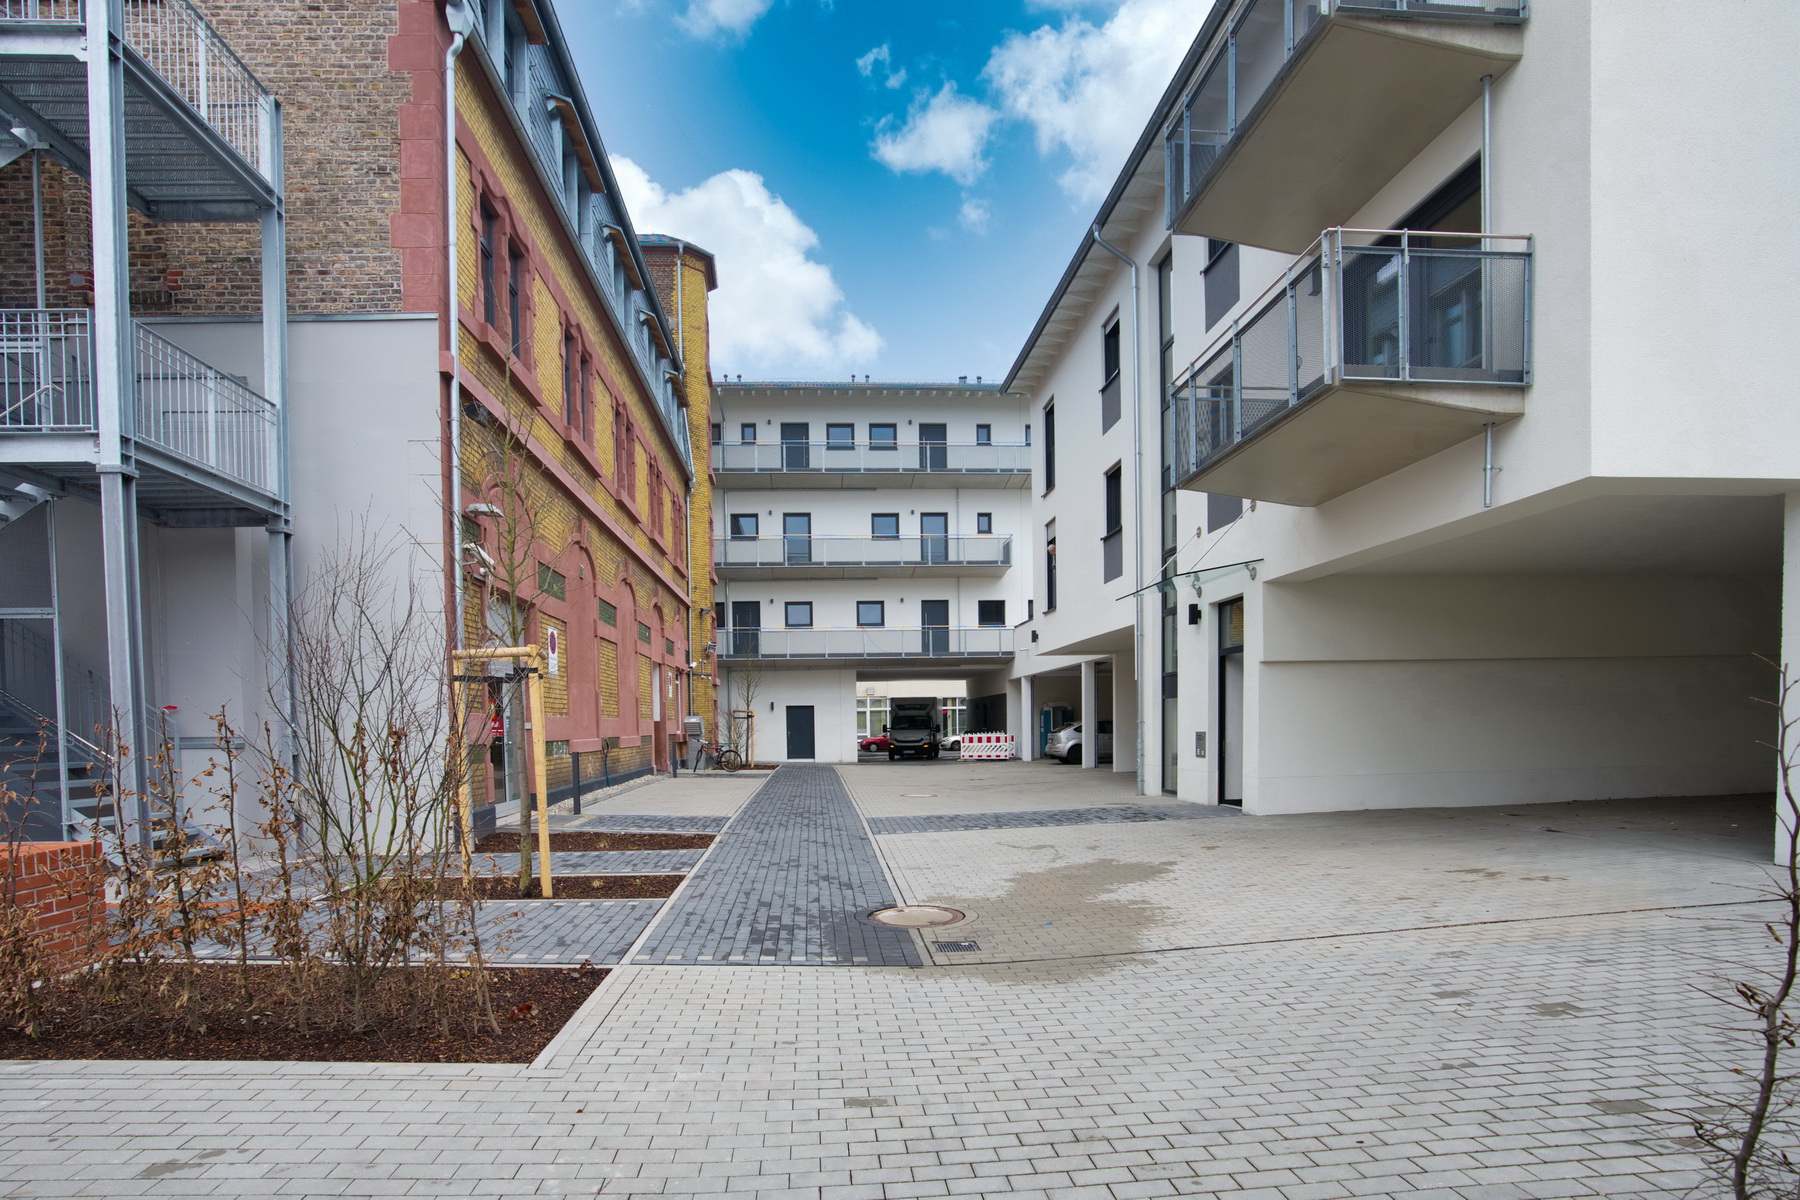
[[865, 905, 967, 928]]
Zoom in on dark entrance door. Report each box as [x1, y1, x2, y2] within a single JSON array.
[[921, 599, 949, 656], [783, 512, 812, 564], [785, 705, 816, 759], [920, 512, 949, 564], [730, 600, 761, 657], [780, 422, 810, 469], [918, 422, 947, 470], [1217, 597, 1244, 806]]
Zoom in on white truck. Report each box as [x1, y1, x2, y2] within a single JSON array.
[[884, 697, 942, 760]]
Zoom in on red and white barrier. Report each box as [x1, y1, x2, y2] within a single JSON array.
[[957, 732, 1017, 760]]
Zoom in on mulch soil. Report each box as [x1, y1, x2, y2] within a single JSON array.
[[467, 874, 684, 900], [0, 965, 606, 1064], [475, 831, 713, 852]]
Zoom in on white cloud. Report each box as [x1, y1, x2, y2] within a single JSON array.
[[855, 43, 907, 89], [958, 198, 990, 234], [871, 83, 1000, 188], [613, 157, 882, 373], [983, 0, 1202, 202], [677, 0, 775, 38]]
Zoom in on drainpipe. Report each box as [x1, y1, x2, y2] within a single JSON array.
[[1090, 223, 1147, 797], [444, 0, 476, 661], [31, 148, 44, 307]]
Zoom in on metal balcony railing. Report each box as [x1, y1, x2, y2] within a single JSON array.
[[1169, 229, 1531, 482], [714, 535, 1013, 570], [1163, 0, 1526, 227], [718, 626, 1015, 660], [134, 323, 278, 493], [713, 441, 1031, 475], [0, 617, 108, 752], [0, 1, 276, 179], [0, 309, 94, 432]]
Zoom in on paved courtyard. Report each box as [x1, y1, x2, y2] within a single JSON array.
[[0, 763, 1782, 1199]]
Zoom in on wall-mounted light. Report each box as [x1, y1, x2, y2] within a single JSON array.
[[464, 502, 503, 519]]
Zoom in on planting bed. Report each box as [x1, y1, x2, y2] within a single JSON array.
[[475, 831, 713, 852], [469, 874, 684, 900], [0, 965, 606, 1064]]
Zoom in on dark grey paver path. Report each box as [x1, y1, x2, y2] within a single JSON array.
[[491, 898, 664, 964], [631, 764, 920, 966], [867, 802, 1234, 835]]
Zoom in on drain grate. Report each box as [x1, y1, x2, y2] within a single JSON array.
[[934, 940, 980, 953]]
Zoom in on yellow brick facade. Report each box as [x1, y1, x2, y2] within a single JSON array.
[[452, 56, 695, 796]]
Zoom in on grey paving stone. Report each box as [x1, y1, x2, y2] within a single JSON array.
[[482, 899, 664, 964], [563, 815, 728, 833], [865, 803, 1231, 835], [632, 765, 920, 966]]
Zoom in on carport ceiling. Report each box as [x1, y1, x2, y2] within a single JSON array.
[[1346, 494, 1782, 575]]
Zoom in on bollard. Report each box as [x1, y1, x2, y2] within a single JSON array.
[[571, 750, 582, 815]]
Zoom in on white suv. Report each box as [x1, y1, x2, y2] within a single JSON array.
[[1045, 720, 1112, 765]]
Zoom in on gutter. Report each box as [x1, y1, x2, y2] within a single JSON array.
[[445, 0, 476, 663]]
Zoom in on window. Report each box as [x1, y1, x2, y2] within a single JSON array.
[[598, 598, 618, 626], [1204, 239, 1240, 330], [479, 201, 498, 327], [1043, 403, 1056, 492], [871, 513, 899, 539], [826, 423, 855, 451], [537, 563, 566, 601], [665, 637, 675, 656], [1101, 320, 1122, 432], [637, 621, 652, 644], [868, 423, 897, 450], [785, 602, 813, 628], [1102, 466, 1124, 583], [976, 512, 992, 535], [977, 600, 1006, 627], [740, 422, 757, 443], [976, 424, 992, 445], [710, 422, 722, 444], [1045, 520, 1058, 612], [729, 513, 759, 539], [856, 601, 885, 627], [562, 329, 578, 428], [507, 243, 524, 356]]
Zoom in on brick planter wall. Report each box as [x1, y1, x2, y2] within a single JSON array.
[[1, 842, 105, 970]]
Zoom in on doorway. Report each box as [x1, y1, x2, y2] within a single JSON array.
[[1217, 597, 1244, 806], [783, 512, 812, 564], [921, 599, 949, 656], [919, 512, 948, 564], [785, 705, 816, 760], [918, 422, 947, 470], [780, 422, 810, 469], [730, 600, 761, 657]]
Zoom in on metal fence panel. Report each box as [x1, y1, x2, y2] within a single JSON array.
[[0, 310, 94, 431]]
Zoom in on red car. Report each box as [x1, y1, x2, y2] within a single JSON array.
[[858, 735, 891, 752]]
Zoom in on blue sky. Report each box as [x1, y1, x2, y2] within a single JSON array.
[[559, 0, 1207, 383]]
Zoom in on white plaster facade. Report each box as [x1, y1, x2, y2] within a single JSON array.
[[1004, 0, 1798, 838]]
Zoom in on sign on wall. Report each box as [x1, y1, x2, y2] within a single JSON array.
[[546, 626, 560, 676]]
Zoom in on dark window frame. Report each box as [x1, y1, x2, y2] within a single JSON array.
[[826, 423, 855, 451], [1043, 403, 1057, 493], [740, 422, 757, 443], [976, 512, 992, 535], [784, 602, 814, 628], [856, 600, 886, 627], [977, 599, 1006, 627], [868, 422, 898, 450], [728, 513, 759, 540], [975, 424, 992, 446], [507, 241, 525, 356], [871, 512, 900, 540], [479, 201, 498, 327]]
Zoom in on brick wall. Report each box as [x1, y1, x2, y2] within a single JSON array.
[[1, 841, 104, 970]]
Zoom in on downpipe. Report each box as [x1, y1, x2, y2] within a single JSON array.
[[1090, 224, 1147, 797], [444, 0, 475, 659]]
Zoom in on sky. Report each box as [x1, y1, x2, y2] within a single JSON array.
[[557, 0, 1211, 384]]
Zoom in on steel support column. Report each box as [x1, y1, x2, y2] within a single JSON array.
[[259, 98, 293, 759], [87, 0, 149, 844], [1078, 659, 1098, 771]]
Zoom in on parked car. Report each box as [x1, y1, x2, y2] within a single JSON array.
[[858, 734, 891, 752], [941, 735, 961, 753], [1045, 720, 1112, 765]]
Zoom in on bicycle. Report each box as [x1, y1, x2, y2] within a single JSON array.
[[698, 740, 743, 772]]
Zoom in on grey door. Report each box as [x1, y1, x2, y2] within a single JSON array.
[[730, 601, 760, 657], [921, 599, 949, 656], [783, 512, 812, 564], [920, 512, 948, 564], [918, 422, 947, 470], [785, 705, 815, 759], [780, 422, 810, 469]]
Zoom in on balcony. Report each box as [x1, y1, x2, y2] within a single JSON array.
[[1, 308, 280, 520], [712, 440, 1031, 490], [718, 626, 1014, 668], [714, 534, 1013, 581], [0, 0, 279, 222], [1170, 229, 1530, 507], [1164, 0, 1525, 253]]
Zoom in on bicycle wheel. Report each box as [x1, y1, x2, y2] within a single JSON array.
[[717, 748, 743, 773]]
